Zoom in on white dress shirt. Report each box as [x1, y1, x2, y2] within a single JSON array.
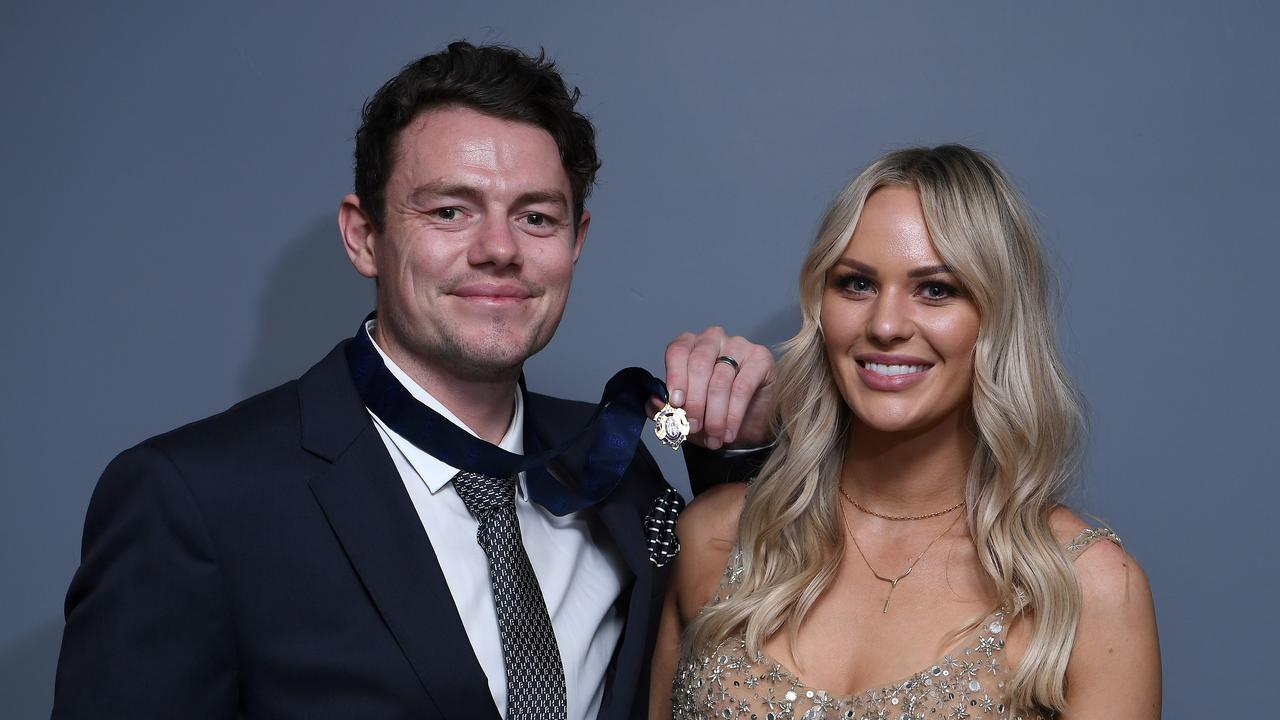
[[363, 323, 627, 720]]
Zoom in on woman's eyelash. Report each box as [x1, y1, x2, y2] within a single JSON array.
[[832, 273, 874, 292], [830, 273, 963, 300], [918, 281, 962, 299]]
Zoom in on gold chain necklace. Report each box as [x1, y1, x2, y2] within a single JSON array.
[[838, 484, 964, 521], [839, 494, 964, 613]]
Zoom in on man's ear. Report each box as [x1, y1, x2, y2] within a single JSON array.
[[571, 208, 590, 264], [339, 194, 378, 278]]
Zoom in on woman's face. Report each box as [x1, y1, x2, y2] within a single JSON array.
[[820, 185, 981, 434]]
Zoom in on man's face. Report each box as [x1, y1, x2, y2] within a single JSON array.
[[344, 106, 588, 382]]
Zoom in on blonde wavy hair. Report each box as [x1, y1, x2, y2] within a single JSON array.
[[685, 145, 1086, 715]]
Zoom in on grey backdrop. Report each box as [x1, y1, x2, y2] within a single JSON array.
[[3, 1, 1275, 716]]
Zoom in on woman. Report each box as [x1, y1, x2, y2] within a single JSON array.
[[651, 145, 1160, 719]]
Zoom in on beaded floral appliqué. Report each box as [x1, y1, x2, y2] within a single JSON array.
[[671, 525, 1113, 720], [672, 529, 1120, 719]]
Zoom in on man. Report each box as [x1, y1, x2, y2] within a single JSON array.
[[53, 42, 773, 719]]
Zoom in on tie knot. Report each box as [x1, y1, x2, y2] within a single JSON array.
[[452, 470, 517, 520]]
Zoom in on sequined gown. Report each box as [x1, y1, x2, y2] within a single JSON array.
[[671, 528, 1119, 720]]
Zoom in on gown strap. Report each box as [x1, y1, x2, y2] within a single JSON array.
[[707, 544, 746, 606], [1064, 526, 1122, 561]]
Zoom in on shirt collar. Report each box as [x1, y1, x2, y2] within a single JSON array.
[[363, 320, 526, 496]]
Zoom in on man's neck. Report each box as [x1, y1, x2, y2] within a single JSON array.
[[372, 326, 519, 445]]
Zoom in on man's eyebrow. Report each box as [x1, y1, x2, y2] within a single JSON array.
[[408, 181, 484, 206], [405, 183, 568, 212], [513, 189, 568, 210], [907, 264, 954, 278]]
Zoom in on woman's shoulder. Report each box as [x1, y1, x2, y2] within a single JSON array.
[[1047, 507, 1153, 625], [678, 481, 748, 545], [1048, 508, 1129, 573], [670, 481, 749, 620], [1048, 510, 1162, 713]]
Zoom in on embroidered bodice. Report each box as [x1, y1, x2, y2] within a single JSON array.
[[671, 528, 1119, 720]]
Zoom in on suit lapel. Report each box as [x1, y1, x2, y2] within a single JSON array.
[[594, 466, 659, 719], [301, 342, 500, 720], [524, 390, 661, 719]]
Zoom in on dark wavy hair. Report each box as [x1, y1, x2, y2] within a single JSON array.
[[354, 41, 601, 231]]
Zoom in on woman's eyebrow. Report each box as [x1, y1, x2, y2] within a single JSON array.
[[907, 264, 953, 278], [833, 258, 878, 276]]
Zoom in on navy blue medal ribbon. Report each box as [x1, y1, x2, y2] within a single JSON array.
[[346, 318, 668, 516]]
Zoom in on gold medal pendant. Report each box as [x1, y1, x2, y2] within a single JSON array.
[[652, 403, 690, 450]]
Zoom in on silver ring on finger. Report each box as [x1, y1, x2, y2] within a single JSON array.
[[714, 355, 740, 373]]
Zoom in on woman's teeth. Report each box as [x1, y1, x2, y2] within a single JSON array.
[[863, 362, 928, 376]]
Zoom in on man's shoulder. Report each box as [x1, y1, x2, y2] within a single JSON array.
[[127, 378, 308, 477], [523, 387, 667, 488], [152, 379, 302, 451], [86, 377, 325, 533], [136, 340, 359, 468], [523, 389, 595, 420]]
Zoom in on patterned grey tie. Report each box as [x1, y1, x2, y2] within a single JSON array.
[[451, 471, 567, 720]]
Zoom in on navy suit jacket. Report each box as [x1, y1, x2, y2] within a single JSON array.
[[53, 341, 760, 719]]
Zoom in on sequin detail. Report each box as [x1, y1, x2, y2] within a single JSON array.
[[671, 527, 1120, 720], [1065, 527, 1120, 559]]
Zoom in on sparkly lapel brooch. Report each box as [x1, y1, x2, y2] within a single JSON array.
[[643, 487, 685, 567]]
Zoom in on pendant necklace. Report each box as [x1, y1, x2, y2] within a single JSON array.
[[838, 491, 964, 613]]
